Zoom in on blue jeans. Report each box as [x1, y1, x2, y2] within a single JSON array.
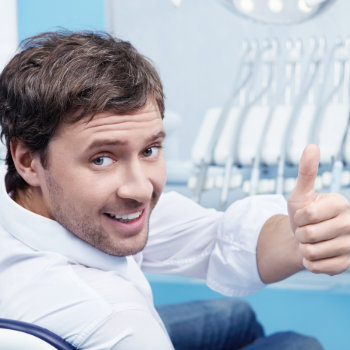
[[156, 298, 323, 350]]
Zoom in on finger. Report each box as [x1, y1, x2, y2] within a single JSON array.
[[295, 215, 350, 243], [293, 144, 320, 196], [293, 193, 350, 227], [299, 234, 350, 261], [303, 254, 350, 276]]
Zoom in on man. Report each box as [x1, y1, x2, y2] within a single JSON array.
[[0, 31, 348, 349]]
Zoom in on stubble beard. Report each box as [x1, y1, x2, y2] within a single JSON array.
[[44, 171, 151, 256]]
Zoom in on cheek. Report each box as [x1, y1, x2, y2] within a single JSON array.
[[54, 172, 104, 203]]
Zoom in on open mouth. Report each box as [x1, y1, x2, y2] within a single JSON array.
[[105, 210, 143, 223]]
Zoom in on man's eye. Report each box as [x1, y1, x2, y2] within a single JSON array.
[[92, 156, 113, 166], [142, 146, 160, 158]]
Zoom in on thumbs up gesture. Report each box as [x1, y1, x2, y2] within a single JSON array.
[[288, 144, 350, 275]]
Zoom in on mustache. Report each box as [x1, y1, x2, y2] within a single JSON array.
[[104, 190, 158, 212]]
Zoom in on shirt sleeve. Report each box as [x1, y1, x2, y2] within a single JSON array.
[[143, 191, 288, 297]]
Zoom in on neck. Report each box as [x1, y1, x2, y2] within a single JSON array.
[[13, 187, 51, 219]]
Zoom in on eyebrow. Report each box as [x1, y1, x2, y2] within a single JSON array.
[[87, 130, 166, 151]]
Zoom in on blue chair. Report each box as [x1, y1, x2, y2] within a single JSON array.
[[0, 319, 76, 349]]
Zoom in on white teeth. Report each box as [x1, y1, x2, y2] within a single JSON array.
[[108, 211, 142, 221]]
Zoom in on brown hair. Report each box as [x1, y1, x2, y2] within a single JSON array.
[[0, 31, 164, 193]]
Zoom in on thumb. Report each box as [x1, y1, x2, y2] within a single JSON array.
[[293, 144, 320, 196]]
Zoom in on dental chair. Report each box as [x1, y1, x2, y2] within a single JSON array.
[[0, 319, 75, 350]]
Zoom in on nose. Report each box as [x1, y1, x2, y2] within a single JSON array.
[[116, 159, 153, 203]]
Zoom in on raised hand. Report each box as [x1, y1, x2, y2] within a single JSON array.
[[288, 144, 350, 275]]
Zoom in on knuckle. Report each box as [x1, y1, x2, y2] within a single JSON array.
[[302, 244, 316, 260], [304, 260, 320, 274], [303, 225, 317, 243], [304, 205, 317, 222]]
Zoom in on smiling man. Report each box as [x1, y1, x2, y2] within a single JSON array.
[[13, 104, 166, 257], [0, 31, 349, 350]]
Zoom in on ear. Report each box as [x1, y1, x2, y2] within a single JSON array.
[[10, 139, 42, 187]]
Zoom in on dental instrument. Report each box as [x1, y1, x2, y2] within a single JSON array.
[[249, 39, 302, 195], [191, 40, 257, 202], [276, 37, 326, 194], [220, 40, 276, 208]]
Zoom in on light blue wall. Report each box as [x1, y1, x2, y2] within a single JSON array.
[[17, 0, 105, 42]]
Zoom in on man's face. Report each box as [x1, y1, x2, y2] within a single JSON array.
[[32, 103, 166, 256]]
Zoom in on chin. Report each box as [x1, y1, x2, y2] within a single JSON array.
[[100, 235, 148, 257]]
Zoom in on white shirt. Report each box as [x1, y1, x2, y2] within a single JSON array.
[[0, 167, 287, 349]]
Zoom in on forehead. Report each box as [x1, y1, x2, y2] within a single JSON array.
[[54, 103, 164, 144]]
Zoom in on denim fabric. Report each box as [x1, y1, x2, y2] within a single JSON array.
[[243, 331, 323, 350], [156, 298, 323, 350]]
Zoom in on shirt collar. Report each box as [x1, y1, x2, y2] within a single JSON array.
[[0, 165, 128, 273]]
